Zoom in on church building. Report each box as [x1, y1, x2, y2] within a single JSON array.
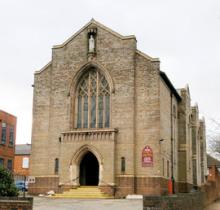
[[29, 19, 207, 197]]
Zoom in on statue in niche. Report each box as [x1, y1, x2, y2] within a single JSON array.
[[89, 34, 95, 53]]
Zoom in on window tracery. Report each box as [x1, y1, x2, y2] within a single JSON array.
[[76, 68, 110, 128]]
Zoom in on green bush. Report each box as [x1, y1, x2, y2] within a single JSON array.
[[0, 166, 18, 196]]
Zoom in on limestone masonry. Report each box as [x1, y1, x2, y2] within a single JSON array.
[[29, 19, 207, 197]]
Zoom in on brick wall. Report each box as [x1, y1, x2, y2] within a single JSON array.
[[0, 110, 17, 170], [143, 192, 204, 210], [143, 167, 220, 209], [202, 166, 220, 206], [14, 155, 30, 176], [28, 176, 59, 195], [0, 197, 33, 210]]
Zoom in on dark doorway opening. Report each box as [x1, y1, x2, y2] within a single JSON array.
[[79, 152, 99, 186]]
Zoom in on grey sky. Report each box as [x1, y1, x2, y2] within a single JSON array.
[[0, 0, 219, 144]]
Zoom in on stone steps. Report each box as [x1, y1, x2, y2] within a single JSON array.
[[53, 186, 113, 199]]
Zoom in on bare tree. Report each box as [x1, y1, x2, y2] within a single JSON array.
[[207, 119, 220, 159]]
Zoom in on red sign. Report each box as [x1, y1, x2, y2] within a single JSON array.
[[142, 146, 153, 167]]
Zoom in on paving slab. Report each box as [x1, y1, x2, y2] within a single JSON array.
[[33, 197, 143, 210], [206, 200, 220, 210]]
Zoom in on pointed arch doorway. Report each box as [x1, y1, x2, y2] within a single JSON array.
[[79, 152, 99, 186]]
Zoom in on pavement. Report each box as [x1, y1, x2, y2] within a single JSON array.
[[206, 200, 220, 210], [33, 196, 143, 210]]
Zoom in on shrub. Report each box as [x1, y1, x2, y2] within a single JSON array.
[[0, 166, 18, 196]]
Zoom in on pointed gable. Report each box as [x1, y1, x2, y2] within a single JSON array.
[[53, 19, 136, 49]]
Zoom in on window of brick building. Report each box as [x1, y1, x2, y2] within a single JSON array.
[[7, 159, 12, 171], [1, 122, 6, 144], [76, 69, 110, 128], [9, 126, 14, 145], [0, 158, 4, 167], [22, 157, 29, 169]]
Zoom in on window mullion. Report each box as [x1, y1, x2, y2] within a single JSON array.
[[96, 72, 99, 128], [88, 73, 91, 128]]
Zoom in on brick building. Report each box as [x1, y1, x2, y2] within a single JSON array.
[[14, 144, 31, 176], [0, 110, 16, 171], [29, 19, 207, 196], [207, 154, 220, 182]]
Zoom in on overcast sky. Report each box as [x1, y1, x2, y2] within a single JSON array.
[[0, 0, 219, 144]]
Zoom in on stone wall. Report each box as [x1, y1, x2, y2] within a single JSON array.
[[0, 197, 33, 210], [143, 192, 204, 210], [159, 77, 179, 181], [177, 88, 193, 190]]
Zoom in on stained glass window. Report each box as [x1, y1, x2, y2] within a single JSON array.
[[98, 96, 103, 128], [76, 69, 110, 128], [83, 96, 88, 128], [77, 96, 82, 128]]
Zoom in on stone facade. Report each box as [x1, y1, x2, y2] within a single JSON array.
[[29, 19, 207, 197]]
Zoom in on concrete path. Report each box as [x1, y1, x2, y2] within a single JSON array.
[[205, 200, 220, 210], [33, 197, 143, 210]]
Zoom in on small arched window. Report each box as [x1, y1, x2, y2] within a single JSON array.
[[121, 157, 125, 173], [76, 68, 110, 128], [55, 158, 59, 174]]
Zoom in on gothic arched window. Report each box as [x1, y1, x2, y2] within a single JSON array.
[[76, 68, 110, 128]]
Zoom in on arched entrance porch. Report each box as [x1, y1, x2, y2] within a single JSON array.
[[70, 145, 103, 186], [80, 152, 99, 186]]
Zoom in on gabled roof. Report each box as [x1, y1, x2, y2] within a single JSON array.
[[15, 144, 31, 155], [207, 154, 220, 167], [53, 19, 136, 49], [160, 71, 181, 102], [0, 110, 17, 118]]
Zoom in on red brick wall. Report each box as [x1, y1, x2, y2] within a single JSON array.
[[0, 110, 17, 170], [203, 166, 220, 206], [14, 155, 30, 176], [207, 166, 217, 182], [28, 176, 60, 195], [0, 197, 33, 210], [143, 192, 204, 210]]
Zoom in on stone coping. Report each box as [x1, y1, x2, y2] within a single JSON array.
[[0, 197, 33, 203], [61, 128, 118, 135]]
